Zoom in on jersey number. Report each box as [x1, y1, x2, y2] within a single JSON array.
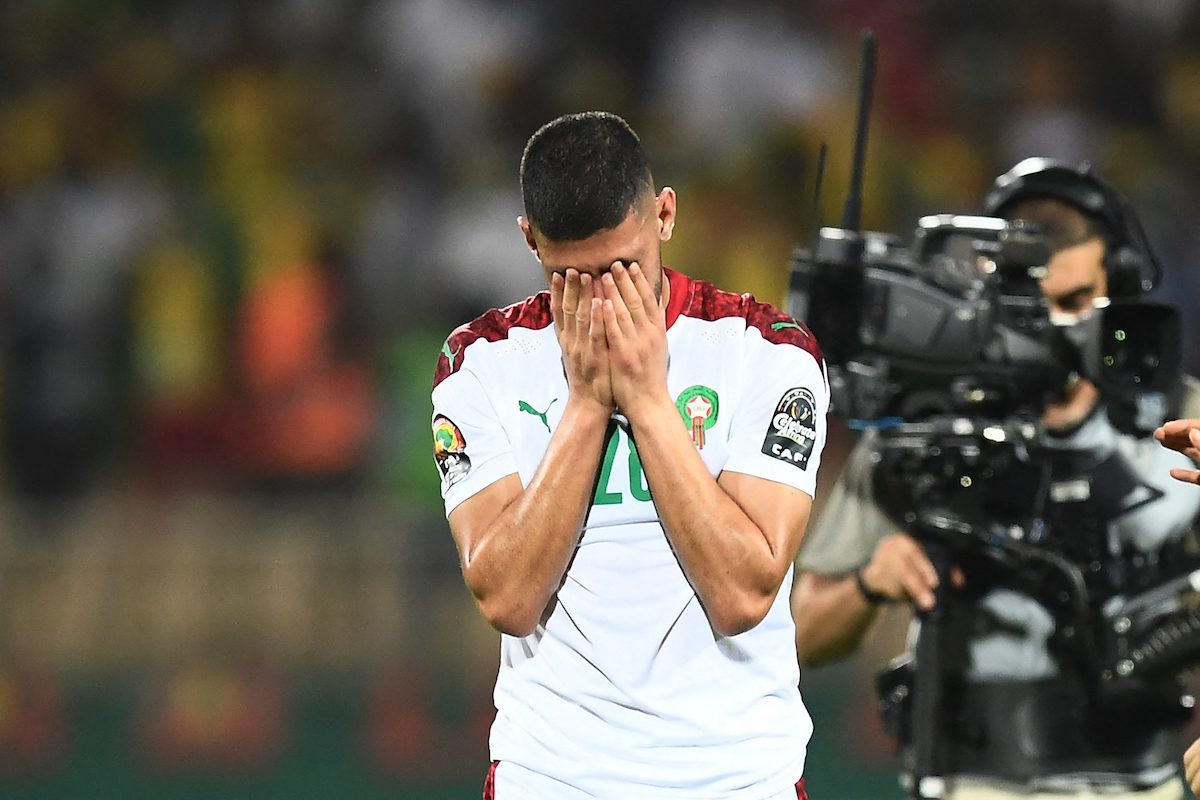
[[593, 424, 651, 505]]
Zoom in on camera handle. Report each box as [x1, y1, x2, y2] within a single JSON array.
[[908, 536, 954, 800]]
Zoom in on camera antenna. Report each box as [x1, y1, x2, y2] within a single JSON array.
[[808, 141, 828, 247], [841, 28, 877, 233]]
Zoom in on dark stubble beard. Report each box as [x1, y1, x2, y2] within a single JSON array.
[[653, 244, 664, 306]]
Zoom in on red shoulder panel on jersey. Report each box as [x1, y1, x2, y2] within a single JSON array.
[[743, 298, 824, 365], [432, 292, 553, 388], [667, 268, 824, 367], [663, 268, 693, 329]]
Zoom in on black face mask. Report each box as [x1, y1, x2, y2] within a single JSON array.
[[1054, 299, 1182, 435]]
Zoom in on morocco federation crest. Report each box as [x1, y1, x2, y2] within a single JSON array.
[[674, 385, 719, 449]]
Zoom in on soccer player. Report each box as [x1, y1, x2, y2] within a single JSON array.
[[430, 111, 828, 798]]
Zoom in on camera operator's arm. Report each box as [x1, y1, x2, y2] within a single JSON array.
[[791, 430, 956, 665], [794, 532, 941, 665], [1154, 418, 1200, 485]]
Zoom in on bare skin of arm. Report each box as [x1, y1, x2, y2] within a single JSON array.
[[599, 262, 814, 636], [1184, 736, 1200, 795], [1155, 418, 1200, 485], [447, 270, 612, 636], [793, 532, 953, 666], [793, 364, 1101, 666]]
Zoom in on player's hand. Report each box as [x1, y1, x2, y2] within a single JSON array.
[[858, 532, 964, 612], [1184, 736, 1200, 795], [1154, 418, 1200, 485], [598, 262, 669, 415], [551, 269, 614, 412]]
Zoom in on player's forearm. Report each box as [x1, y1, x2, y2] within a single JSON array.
[[463, 397, 610, 635], [792, 572, 880, 666], [626, 395, 789, 636]]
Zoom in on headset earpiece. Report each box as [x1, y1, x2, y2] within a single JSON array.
[[983, 157, 1160, 299], [1104, 242, 1153, 298]]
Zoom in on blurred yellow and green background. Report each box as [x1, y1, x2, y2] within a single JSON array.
[[2, 1, 1200, 797]]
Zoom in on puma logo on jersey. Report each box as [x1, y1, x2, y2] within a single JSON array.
[[519, 398, 557, 432], [441, 341, 462, 370]]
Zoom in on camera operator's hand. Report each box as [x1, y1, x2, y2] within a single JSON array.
[[1154, 418, 1200, 485], [858, 532, 964, 612]]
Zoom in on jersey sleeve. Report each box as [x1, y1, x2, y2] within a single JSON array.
[[722, 329, 829, 498], [431, 366, 518, 517], [796, 431, 899, 575]]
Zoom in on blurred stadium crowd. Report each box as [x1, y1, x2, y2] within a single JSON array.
[[0, 0, 1199, 796]]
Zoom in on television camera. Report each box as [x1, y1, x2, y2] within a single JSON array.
[[790, 30, 1197, 800]]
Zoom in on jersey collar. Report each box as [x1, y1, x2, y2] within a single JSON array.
[[663, 267, 689, 330]]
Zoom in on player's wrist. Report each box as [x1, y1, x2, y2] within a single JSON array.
[[617, 389, 675, 430], [563, 393, 615, 425]]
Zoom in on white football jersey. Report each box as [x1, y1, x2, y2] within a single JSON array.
[[431, 268, 828, 798]]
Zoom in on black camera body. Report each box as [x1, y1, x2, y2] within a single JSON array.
[[807, 34, 1194, 797], [788, 214, 1180, 433], [787, 212, 1196, 696]]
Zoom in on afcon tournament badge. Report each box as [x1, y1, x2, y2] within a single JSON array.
[[432, 414, 471, 486], [761, 387, 818, 469], [674, 385, 719, 449]]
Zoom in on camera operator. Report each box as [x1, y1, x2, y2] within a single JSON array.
[[792, 158, 1200, 799]]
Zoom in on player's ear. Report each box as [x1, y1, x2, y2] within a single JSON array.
[[656, 188, 676, 242], [518, 216, 542, 262]]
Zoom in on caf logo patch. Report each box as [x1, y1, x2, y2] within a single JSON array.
[[433, 414, 472, 486], [761, 387, 818, 469]]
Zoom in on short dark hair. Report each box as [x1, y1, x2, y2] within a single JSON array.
[[520, 111, 654, 242], [1001, 196, 1110, 256]]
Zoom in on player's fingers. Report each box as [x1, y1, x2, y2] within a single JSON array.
[[611, 263, 646, 323], [601, 298, 626, 348], [1190, 428, 1200, 451], [563, 269, 580, 328], [589, 297, 607, 352], [550, 272, 565, 334], [601, 271, 636, 336], [576, 273, 593, 337], [627, 262, 661, 322]]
